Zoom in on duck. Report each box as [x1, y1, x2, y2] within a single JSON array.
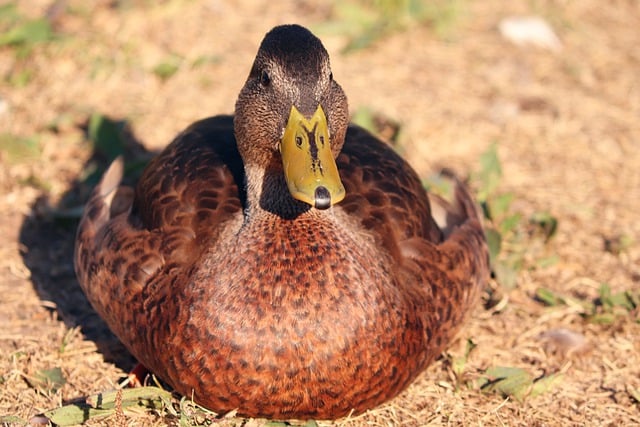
[[74, 24, 489, 420]]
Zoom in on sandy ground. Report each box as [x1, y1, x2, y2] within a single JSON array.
[[1, 0, 639, 426]]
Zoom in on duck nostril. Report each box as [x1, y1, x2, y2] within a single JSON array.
[[314, 186, 331, 209]]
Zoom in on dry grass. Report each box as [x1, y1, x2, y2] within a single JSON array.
[[1, 0, 639, 426]]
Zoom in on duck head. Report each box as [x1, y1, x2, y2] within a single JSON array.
[[234, 24, 349, 210]]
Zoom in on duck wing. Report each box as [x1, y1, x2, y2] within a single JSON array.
[[336, 125, 489, 352], [74, 115, 244, 372]]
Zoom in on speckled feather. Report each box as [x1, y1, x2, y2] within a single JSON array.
[[74, 25, 489, 420]]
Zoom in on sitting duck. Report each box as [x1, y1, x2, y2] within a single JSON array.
[[75, 24, 489, 420]]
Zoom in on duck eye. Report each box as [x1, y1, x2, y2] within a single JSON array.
[[260, 70, 271, 86]]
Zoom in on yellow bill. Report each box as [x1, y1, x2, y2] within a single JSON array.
[[280, 105, 345, 209]]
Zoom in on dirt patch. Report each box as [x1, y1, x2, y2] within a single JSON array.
[[1, 0, 638, 426]]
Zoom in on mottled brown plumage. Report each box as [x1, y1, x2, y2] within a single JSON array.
[[74, 24, 489, 420]]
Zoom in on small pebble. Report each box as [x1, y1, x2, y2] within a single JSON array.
[[499, 16, 562, 51]]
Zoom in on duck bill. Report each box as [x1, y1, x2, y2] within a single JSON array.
[[280, 105, 345, 209]]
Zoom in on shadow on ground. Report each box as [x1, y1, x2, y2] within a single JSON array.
[[18, 115, 156, 371]]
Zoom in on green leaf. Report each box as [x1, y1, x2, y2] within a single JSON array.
[[419, 0, 465, 39], [493, 259, 518, 289], [536, 287, 564, 306], [598, 283, 613, 309], [499, 213, 522, 235], [334, 1, 377, 30], [316, 0, 463, 53], [452, 338, 476, 378], [0, 18, 52, 47], [87, 113, 126, 161], [530, 372, 563, 398], [486, 193, 513, 221], [7, 68, 33, 87], [588, 312, 616, 325], [475, 143, 502, 202], [627, 290, 640, 310], [352, 107, 401, 142], [610, 291, 635, 311], [44, 403, 114, 426], [27, 367, 66, 393], [536, 255, 559, 268], [484, 228, 502, 265], [351, 107, 377, 134], [0, 415, 29, 424], [529, 211, 558, 240], [0, 3, 18, 21], [604, 233, 635, 255], [0, 133, 40, 163], [191, 54, 221, 68], [479, 366, 532, 402], [44, 386, 173, 426], [85, 386, 172, 409], [153, 57, 181, 81]]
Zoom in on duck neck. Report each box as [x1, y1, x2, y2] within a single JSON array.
[[244, 164, 312, 220]]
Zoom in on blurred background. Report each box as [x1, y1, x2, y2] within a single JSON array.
[[1, 1, 639, 425]]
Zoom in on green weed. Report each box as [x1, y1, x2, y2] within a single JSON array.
[[43, 386, 171, 426], [25, 367, 66, 396], [0, 3, 58, 86], [472, 143, 558, 289], [316, 0, 465, 53], [446, 338, 477, 390], [0, 4, 54, 52], [153, 54, 182, 81], [87, 113, 128, 161], [477, 366, 563, 402], [351, 106, 402, 143], [535, 283, 639, 325], [0, 133, 41, 163], [40, 382, 317, 426]]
